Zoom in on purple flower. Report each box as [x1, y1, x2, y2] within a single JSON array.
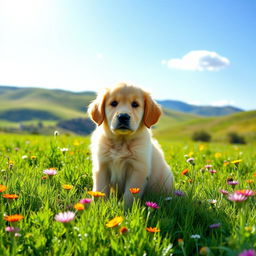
[[145, 201, 159, 209], [219, 189, 229, 195], [239, 249, 256, 256], [209, 223, 221, 229], [227, 180, 239, 186], [228, 193, 247, 202], [174, 190, 185, 196], [235, 190, 255, 197], [79, 198, 92, 204], [55, 211, 75, 223], [209, 169, 217, 174], [205, 165, 213, 169], [43, 169, 57, 176]]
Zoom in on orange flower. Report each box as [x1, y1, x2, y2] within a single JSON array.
[[0, 185, 7, 193], [41, 176, 48, 180], [129, 188, 140, 194], [88, 191, 105, 197], [4, 214, 24, 222], [177, 238, 184, 246], [181, 169, 189, 175], [62, 185, 73, 190], [253, 173, 256, 177], [74, 203, 85, 211], [223, 161, 230, 166], [3, 194, 19, 199], [119, 226, 128, 234], [246, 179, 254, 184], [146, 227, 160, 233], [106, 216, 124, 228]]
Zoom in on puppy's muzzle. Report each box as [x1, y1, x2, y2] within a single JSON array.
[[116, 113, 131, 130]]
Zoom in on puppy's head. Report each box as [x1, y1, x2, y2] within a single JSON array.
[[88, 83, 161, 135]]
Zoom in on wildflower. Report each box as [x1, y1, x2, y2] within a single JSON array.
[[188, 179, 193, 183], [235, 190, 255, 197], [245, 226, 254, 232], [231, 159, 242, 165], [73, 140, 80, 146], [186, 158, 195, 165], [177, 238, 184, 246], [228, 193, 247, 202], [41, 176, 48, 180], [208, 199, 217, 205], [246, 180, 254, 184], [5, 226, 20, 232], [60, 148, 69, 152], [62, 184, 73, 190], [205, 165, 213, 169], [15, 233, 21, 237], [54, 130, 59, 136], [21, 155, 28, 159], [4, 214, 24, 222], [145, 201, 160, 209], [181, 169, 189, 175], [119, 226, 128, 234], [214, 152, 222, 158], [79, 198, 92, 204], [55, 211, 75, 223], [0, 185, 7, 193], [209, 169, 217, 174], [106, 216, 124, 228], [43, 169, 57, 176], [219, 189, 229, 195], [3, 194, 19, 199], [227, 180, 239, 186], [209, 223, 221, 229], [199, 247, 211, 255], [31, 156, 37, 160], [223, 161, 230, 166], [199, 144, 205, 151], [191, 234, 201, 239], [74, 203, 85, 211], [129, 188, 140, 194], [174, 190, 185, 196], [88, 191, 105, 197], [146, 227, 160, 233], [238, 249, 256, 256]]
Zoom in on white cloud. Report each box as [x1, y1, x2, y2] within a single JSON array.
[[162, 50, 230, 71], [210, 100, 235, 107]]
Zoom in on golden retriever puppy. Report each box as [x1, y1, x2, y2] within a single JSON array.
[[88, 83, 174, 207]]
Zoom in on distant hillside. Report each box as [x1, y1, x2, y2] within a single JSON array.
[[157, 100, 243, 116], [155, 110, 256, 142]]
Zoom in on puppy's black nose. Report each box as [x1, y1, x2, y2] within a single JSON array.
[[117, 113, 130, 124]]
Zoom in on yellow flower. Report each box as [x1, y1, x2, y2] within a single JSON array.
[[73, 140, 80, 146], [62, 185, 73, 190], [0, 185, 7, 193], [199, 144, 205, 151], [223, 161, 230, 166], [74, 203, 85, 211], [88, 191, 105, 197], [30, 156, 37, 159], [231, 159, 242, 165], [188, 152, 194, 157], [214, 152, 222, 158], [7, 160, 14, 165], [106, 216, 124, 228]]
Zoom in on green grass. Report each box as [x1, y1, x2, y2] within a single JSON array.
[[0, 134, 255, 255]]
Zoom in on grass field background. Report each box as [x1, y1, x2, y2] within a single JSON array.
[[0, 133, 255, 255]]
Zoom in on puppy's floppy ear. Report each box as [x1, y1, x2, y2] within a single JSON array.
[[143, 92, 162, 128], [88, 89, 108, 126]]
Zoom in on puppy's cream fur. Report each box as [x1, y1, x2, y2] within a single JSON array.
[[88, 83, 174, 207]]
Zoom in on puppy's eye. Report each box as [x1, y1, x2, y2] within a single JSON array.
[[131, 101, 139, 108], [110, 101, 118, 107]]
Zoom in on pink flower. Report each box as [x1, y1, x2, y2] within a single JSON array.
[[239, 249, 256, 256], [235, 190, 255, 197], [79, 198, 92, 204], [205, 165, 213, 169], [228, 193, 247, 202], [5, 226, 20, 232], [227, 180, 239, 186], [145, 201, 159, 209], [186, 158, 195, 165], [55, 211, 75, 223], [219, 189, 229, 195], [43, 169, 57, 176], [209, 169, 217, 174]]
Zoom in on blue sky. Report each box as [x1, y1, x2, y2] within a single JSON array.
[[0, 0, 255, 110]]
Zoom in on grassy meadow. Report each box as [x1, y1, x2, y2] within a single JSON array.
[[0, 133, 255, 255]]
